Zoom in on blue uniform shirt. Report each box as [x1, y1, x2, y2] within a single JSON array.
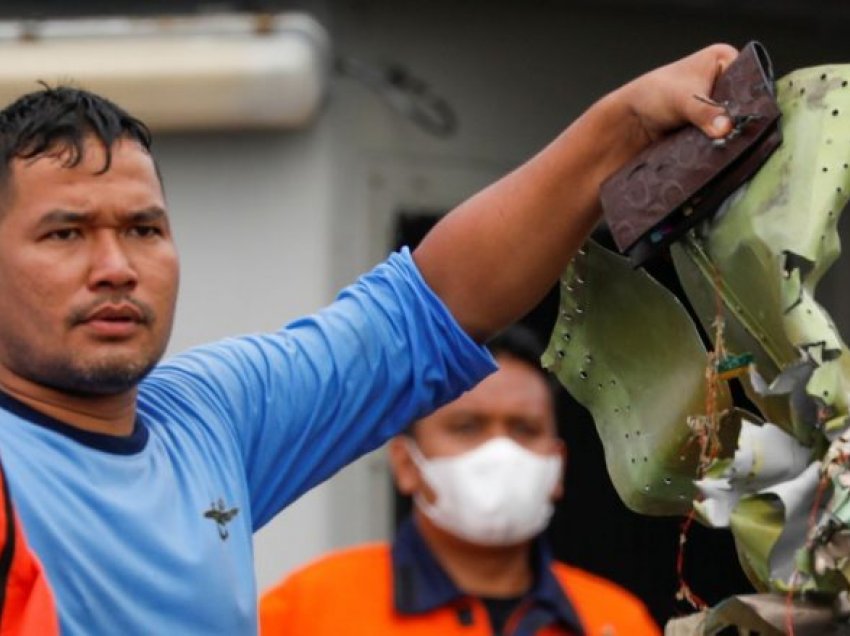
[[0, 249, 496, 635]]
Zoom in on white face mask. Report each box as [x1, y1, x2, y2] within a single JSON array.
[[406, 436, 562, 546]]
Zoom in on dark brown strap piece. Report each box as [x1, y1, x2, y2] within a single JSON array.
[[600, 41, 782, 266]]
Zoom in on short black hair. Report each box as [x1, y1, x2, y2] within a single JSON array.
[[404, 324, 558, 436], [485, 324, 552, 385], [0, 84, 152, 195]]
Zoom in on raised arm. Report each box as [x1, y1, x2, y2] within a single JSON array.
[[413, 43, 738, 342]]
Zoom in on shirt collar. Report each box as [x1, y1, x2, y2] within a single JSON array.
[[0, 389, 148, 455], [391, 516, 584, 633]]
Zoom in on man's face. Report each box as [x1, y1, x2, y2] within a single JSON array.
[[391, 353, 563, 499], [0, 136, 179, 396]]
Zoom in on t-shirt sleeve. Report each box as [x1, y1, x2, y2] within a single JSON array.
[[146, 248, 496, 528]]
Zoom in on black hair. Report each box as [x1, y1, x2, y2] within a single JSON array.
[[485, 324, 552, 384], [0, 84, 152, 189], [404, 324, 558, 436]]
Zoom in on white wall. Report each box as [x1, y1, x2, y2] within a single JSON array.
[[146, 2, 850, 593]]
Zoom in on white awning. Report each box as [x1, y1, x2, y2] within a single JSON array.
[[0, 13, 330, 131]]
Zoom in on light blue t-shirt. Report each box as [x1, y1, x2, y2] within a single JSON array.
[[0, 249, 495, 635]]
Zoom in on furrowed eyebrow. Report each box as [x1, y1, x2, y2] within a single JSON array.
[[34, 210, 93, 229], [125, 206, 168, 224], [34, 206, 168, 230]]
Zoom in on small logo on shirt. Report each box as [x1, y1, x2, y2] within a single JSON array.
[[203, 498, 240, 541]]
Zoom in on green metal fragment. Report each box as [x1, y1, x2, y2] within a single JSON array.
[[542, 241, 732, 515], [546, 62, 850, 607]]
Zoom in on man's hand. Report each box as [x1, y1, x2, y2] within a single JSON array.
[[414, 44, 741, 343], [618, 43, 738, 146]]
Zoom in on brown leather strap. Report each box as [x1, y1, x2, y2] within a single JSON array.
[[600, 41, 782, 266]]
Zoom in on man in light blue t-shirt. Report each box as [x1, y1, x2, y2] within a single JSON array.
[[0, 44, 738, 634]]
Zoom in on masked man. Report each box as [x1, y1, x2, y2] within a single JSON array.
[[260, 326, 659, 635]]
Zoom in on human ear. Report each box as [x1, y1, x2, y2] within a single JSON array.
[[388, 436, 422, 496]]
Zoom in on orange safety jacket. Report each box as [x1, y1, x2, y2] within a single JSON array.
[[0, 460, 59, 636], [261, 517, 659, 636]]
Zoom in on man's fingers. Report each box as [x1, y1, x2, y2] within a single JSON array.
[[683, 44, 738, 138], [689, 94, 733, 138], [708, 112, 733, 137]]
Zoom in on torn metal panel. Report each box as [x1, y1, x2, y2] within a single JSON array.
[[664, 593, 850, 636], [547, 62, 850, 612], [694, 420, 812, 529], [673, 64, 850, 598], [748, 358, 821, 445], [761, 461, 822, 584], [676, 64, 850, 442], [671, 239, 794, 428], [548, 59, 850, 624], [541, 241, 733, 515]]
